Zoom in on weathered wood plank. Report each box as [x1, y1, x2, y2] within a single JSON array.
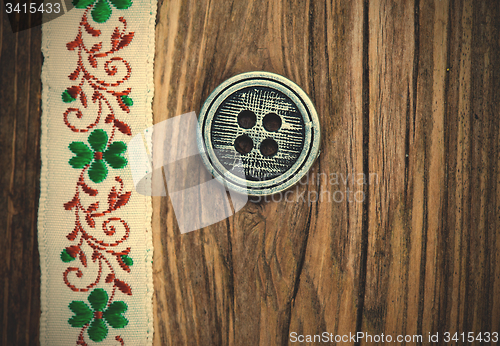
[[363, 0, 417, 341], [152, 1, 331, 344], [0, 10, 42, 346], [361, 0, 500, 344], [442, 0, 500, 337], [287, 0, 365, 340], [152, 0, 369, 344]]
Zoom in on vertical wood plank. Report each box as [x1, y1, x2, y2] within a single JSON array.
[[362, 0, 417, 340], [0, 10, 42, 346], [442, 0, 500, 337], [152, 0, 366, 344], [362, 0, 500, 343], [287, 0, 365, 340]]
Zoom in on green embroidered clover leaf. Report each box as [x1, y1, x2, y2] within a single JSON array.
[[61, 248, 76, 262], [69, 288, 128, 342], [73, 0, 132, 23], [121, 95, 133, 107], [62, 89, 76, 103], [69, 129, 127, 184], [121, 254, 133, 266]]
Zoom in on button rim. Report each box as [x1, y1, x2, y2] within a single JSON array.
[[198, 71, 321, 196]]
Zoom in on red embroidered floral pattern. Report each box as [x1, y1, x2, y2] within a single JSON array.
[[62, 5, 135, 345], [62, 9, 134, 136]]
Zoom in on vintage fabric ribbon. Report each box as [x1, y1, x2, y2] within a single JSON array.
[[38, 0, 156, 344]]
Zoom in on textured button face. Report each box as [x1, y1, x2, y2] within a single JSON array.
[[198, 72, 320, 196]]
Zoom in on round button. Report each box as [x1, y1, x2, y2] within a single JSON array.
[[197, 71, 321, 196]]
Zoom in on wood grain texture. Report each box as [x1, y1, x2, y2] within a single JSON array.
[[152, 0, 500, 345], [362, 0, 500, 343], [152, 0, 366, 344], [0, 0, 500, 345], [0, 9, 42, 346]]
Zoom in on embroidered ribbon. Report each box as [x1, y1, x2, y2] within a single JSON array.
[[39, 1, 156, 344]]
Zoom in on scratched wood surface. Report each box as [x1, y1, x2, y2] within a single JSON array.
[[1, 0, 500, 345]]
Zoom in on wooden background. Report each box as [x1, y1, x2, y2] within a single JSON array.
[[1, 0, 500, 345]]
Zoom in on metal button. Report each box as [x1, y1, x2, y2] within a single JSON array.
[[198, 71, 321, 196]]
